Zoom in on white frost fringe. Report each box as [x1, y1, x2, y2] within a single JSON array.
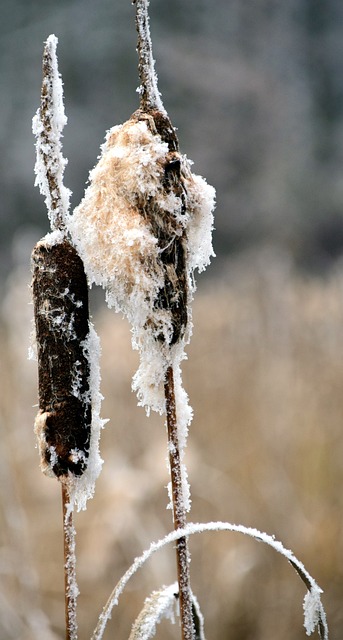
[[128, 582, 206, 640], [67, 323, 107, 515], [129, 583, 178, 640]]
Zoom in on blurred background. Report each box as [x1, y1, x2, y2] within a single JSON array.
[[1, 0, 343, 638]]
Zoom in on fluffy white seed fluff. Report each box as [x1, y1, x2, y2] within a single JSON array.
[[69, 117, 214, 403], [68, 115, 215, 513]]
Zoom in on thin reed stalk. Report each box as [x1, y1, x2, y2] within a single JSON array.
[[165, 365, 194, 640], [62, 483, 78, 640]]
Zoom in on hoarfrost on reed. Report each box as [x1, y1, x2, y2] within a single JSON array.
[[32, 34, 71, 230]]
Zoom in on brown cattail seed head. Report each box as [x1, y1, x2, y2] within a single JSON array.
[[32, 236, 91, 479]]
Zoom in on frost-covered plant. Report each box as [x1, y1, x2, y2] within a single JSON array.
[[31, 35, 104, 640], [32, 35, 104, 511], [68, 3, 216, 638], [31, 3, 329, 640], [68, 4, 215, 638]]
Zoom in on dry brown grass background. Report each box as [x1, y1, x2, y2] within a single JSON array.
[[1, 248, 343, 639]]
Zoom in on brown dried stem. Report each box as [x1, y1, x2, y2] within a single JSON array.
[[165, 366, 195, 640], [62, 483, 78, 640], [134, 0, 164, 112], [39, 38, 67, 232]]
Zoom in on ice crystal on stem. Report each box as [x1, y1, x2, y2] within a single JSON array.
[[128, 582, 178, 640], [133, 0, 165, 113], [62, 484, 79, 640], [32, 34, 71, 231]]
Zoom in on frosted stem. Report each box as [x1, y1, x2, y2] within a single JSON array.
[[62, 483, 79, 640], [134, 0, 165, 112], [165, 366, 195, 640], [33, 34, 70, 231], [92, 522, 328, 640]]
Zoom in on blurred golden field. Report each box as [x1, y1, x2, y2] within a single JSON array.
[[1, 248, 343, 639]]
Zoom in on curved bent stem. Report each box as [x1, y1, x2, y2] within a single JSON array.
[[91, 521, 328, 640]]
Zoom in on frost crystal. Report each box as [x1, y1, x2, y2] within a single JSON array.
[[303, 588, 326, 637], [129, 583, 178, 640]]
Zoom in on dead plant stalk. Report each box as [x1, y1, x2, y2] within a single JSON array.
[[165, 366, 194, 640]]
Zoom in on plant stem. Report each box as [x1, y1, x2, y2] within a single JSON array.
[[165, 365, 195, 640], [134, 0, 164, 113], [61, 483, 78, 640]]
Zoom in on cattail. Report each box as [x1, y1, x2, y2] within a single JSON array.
[[32, 35, 103, 502], [68, 3, 215, 639], [32, 35, 104, 640], [32, 34, 91, 484], [32, 238, 91, 479], [68, 15, 215, 419]]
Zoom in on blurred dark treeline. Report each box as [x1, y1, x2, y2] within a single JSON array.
[[2, 0, 343, 283]]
